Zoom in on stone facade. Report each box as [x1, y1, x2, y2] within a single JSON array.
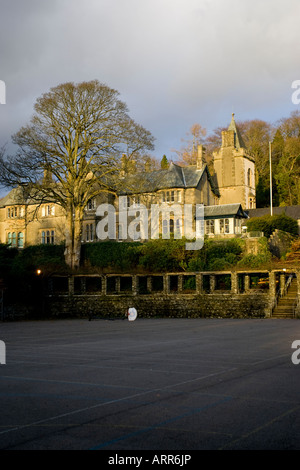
[[213, 114, 256, 210], [0, 114, 255, 247]]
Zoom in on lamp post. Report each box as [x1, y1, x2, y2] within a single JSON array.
[[269, 141, 273, 216]]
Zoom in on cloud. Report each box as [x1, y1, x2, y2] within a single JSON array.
[[1, 0, 300, 163]]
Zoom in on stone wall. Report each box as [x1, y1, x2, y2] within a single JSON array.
[[45, 292, 271, 319], [43, 269, 300, 320], [268, 229, 295, 258]]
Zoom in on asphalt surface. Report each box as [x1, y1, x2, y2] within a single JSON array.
[[0, 317, 300, 452]]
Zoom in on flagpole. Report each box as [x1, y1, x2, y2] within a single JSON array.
[[269, 141, 273, 216]]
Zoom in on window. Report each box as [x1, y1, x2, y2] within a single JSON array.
[[160, 190, 182, 204], [162, 219, 169, 235], [225, 218, 230, 233], [235, 218, 241, 233], [219, 218, 230, 234], [17, 232, 24, 248], [247, 168, 252, 187], [42, 205, 55, 217], [131, 196, 141, 206], [205, 220, 215, 234], [118, 224, 124, 240], [7, 207, 18, 218], [175, 219, 181, 237], [86, 224, 94, 242], [12, 232, 17, 247], [41, 230, 55, 244], [87, 199, 95, 210], [170, 218, 174, 234]]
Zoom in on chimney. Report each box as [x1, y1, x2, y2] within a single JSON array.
[[197, 145, 206, 170], [43, 167, 52, 184]]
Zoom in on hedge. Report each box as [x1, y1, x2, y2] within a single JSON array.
[[246, 213, 298, 238]]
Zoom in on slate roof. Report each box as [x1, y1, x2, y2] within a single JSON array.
[[0, 186, 57, 207], [0, 187, 26, 207], [203, 203, 248, 219], [118, 162, 220, 196], [246, 206, 300, 221]]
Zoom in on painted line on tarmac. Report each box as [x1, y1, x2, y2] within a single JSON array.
[[0, 367, 236, 437], [219, 403, 300, 450], [0, 374, 146, 391], [89, 395, 233, 450]]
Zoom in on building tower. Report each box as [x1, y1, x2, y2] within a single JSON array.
[[213, 114, 256, 209]]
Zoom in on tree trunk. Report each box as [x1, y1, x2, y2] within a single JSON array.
[[64, 208, 83, 270]]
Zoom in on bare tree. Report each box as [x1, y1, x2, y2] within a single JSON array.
[[172, 123, 206, 166], [0, 80, 155, 268]]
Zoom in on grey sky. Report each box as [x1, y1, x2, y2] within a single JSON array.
[[1, 0, 300, 166]]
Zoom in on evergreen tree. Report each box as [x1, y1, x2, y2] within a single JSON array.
[[160, 155, 169, 169]]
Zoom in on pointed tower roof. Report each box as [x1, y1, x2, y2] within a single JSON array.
[[227, 113, 245, 149]]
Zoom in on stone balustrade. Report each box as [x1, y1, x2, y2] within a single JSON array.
[[44, 269, 300, 319]]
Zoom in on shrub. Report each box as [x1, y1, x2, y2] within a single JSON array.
[[237, 238, 272, 268], [246, 213, 298, 238], [187, 239, 243, 272], [12, 244, 66, 274], [138, 238, 190, 272], [82, 241, 141, 271]]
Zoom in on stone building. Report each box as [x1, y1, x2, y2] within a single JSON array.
[[213, 113, 256, 210], [0, 114, 253, 247]]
